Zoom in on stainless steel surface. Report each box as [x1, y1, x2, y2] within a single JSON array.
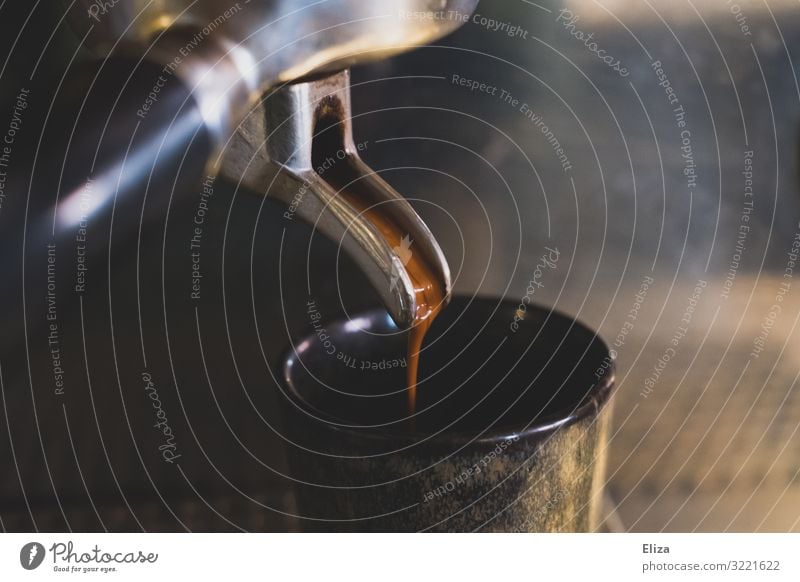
[[51, 0, 473, 327], [221, 70, 451, 327], [66, 0, 481, 146]]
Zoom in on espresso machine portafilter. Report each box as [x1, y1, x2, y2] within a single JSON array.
[[37, 0, 480, 327]]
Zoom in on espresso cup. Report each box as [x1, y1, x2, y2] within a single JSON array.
[[280, 296, 614, 532]]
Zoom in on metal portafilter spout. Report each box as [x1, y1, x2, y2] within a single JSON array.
[[220, 70, 452, 327], [18, 0, 479, 327]]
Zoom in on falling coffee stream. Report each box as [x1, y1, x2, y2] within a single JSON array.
[[340, 194, 445, 415]]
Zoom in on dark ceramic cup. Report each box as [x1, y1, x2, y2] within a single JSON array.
[[280, 296, 614, 532]]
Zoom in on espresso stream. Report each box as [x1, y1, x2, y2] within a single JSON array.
[[340, 195, 445, 415]]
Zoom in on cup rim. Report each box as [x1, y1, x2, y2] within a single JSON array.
[[281, 296, 615, 447]]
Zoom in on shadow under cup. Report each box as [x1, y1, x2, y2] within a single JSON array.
[[281, 296, 615, 532]]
